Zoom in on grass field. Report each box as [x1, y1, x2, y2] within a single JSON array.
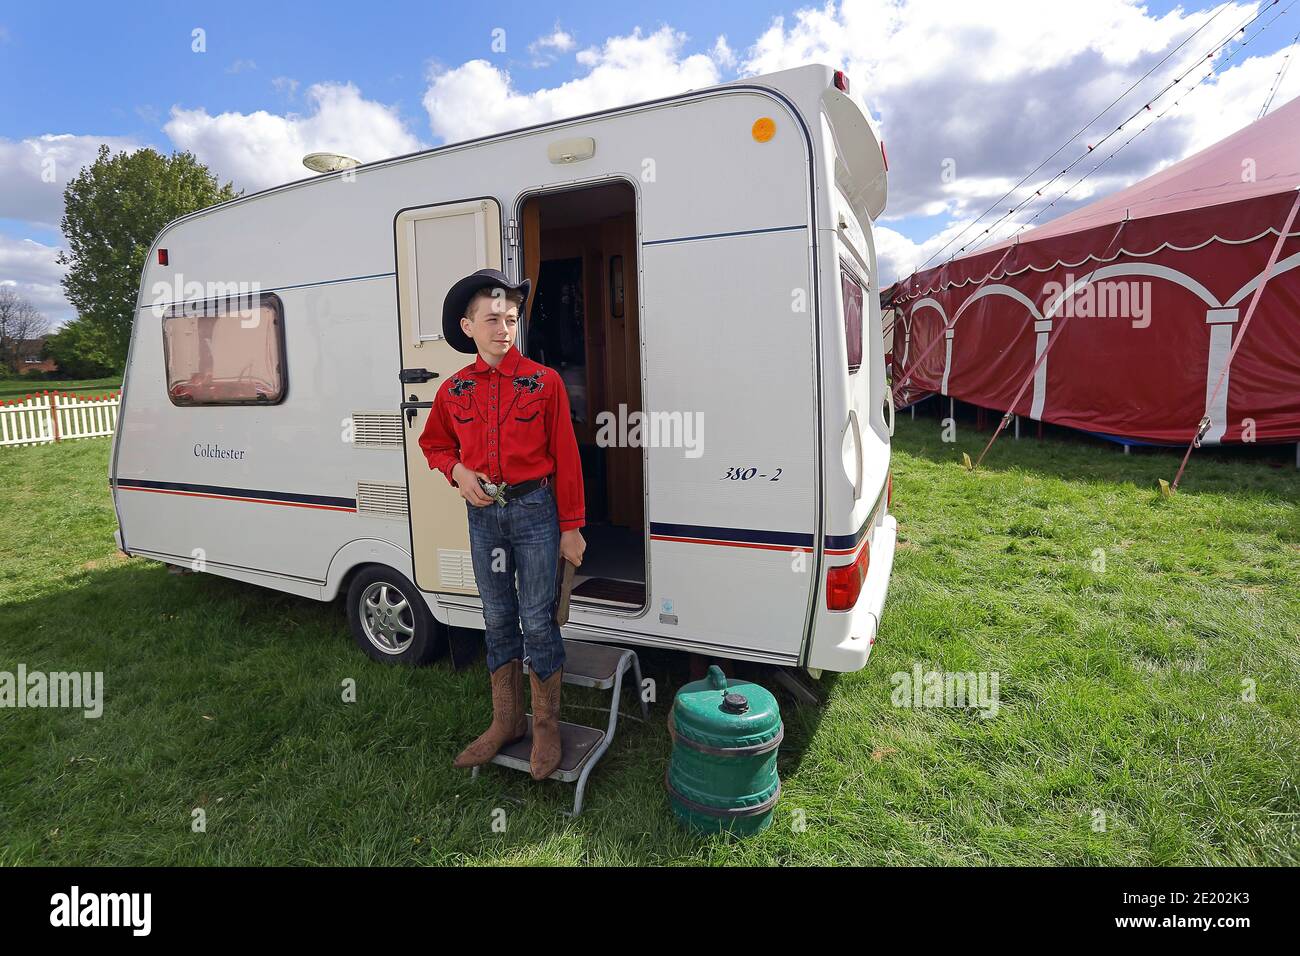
[[0, 376, 122, 401], [1, 418, 1297, 865]]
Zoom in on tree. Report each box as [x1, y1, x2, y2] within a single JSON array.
[[0, 287, 53, 373], [58, 145, 240, 371], [42, 317, 117, 378]]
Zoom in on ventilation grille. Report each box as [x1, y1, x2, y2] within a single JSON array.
[[352, 411, 403, 447], [437, 549, 477, 590], [356, 481, 408, 519]]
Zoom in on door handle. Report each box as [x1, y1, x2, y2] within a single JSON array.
[[401, 401, 432, 426], [400, 368, 439, 384]]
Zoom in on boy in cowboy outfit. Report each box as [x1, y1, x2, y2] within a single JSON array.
[[418, 268, 586, 780]]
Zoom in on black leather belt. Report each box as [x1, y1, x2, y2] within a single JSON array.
[[499, 476, 550, 501]]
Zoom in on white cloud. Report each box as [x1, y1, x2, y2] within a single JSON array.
[[530, 27, 577, 55], [271, 76, 300, 98], [0, 234, 72, 325], [711, 35, 738, 70], [528, 26, 578, 67], [0, 134, 141, 229], [423, 26, 722, 143], [739, 0, 1297, 281], [164, 81, 424, 193]]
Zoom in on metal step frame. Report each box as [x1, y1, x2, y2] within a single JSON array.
[[470, 639, 649, 816]]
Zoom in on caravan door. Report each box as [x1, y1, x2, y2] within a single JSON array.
[[394, 198, 503, 594]]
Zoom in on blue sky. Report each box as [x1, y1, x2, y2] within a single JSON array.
[[1, 2, 784, 147], [2, 0, 1297, 323]]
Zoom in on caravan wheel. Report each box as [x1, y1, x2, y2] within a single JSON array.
[[346, 566, 446, 665]]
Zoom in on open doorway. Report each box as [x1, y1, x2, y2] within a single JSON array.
[[519, 181, 645, 611]]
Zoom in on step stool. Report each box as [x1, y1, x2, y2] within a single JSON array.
[[470, 639, 648, 816]]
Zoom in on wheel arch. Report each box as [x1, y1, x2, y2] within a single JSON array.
[[324, 538, 416, 601]]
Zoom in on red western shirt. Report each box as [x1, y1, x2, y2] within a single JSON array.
[[418, 345, 586, 532]]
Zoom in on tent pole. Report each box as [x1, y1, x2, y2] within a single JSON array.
[[1014, 414, 1019, 440]]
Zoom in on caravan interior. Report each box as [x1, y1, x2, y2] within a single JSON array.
[[518, 182, 646, 612]]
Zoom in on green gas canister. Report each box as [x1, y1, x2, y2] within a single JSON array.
[[667, 665, 783, 835]]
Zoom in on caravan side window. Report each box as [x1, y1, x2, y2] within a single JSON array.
[[162, 293, 286, 406], [840, 262, 864, 373]]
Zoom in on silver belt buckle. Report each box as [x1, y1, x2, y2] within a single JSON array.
[[481, 480, 509, 507]]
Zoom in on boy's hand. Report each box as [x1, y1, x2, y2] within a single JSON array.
[[452, 463, 495, 507], [560, 529, 586, 567]]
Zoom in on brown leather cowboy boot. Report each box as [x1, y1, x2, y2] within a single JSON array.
[[452, 659, 526, 768], [528, 668, 563, 780]]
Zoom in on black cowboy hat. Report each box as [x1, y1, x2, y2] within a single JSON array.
[[442, 268, 532, 354]]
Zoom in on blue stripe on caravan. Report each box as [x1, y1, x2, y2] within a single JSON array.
[[254, 272, 396, 295], [116, 477, 356, 510], [642, 224, 807, 246], [141, 271, 396, 311], [824, 524, 870, 552], [648, 519, 870, 554], [649, 521, 814, 548], [650, 522, 873, 554]]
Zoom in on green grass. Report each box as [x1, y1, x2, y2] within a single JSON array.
[[0, 376, 122, 401], [0, 419, 1297, 865]]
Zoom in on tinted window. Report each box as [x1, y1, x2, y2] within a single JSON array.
[[162, 293, 286, 406], [840, 264, 864, 373]]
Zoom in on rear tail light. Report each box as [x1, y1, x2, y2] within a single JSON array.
[[826, 540, 870, 611]]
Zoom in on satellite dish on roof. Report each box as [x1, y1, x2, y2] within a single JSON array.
[[302, 152, 361, 173]]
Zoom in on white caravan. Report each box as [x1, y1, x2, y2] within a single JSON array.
[[110, 63, 897, 675]]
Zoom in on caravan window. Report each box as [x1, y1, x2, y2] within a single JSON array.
[[162, 293, 286, 406], [840, 262, 864, 373]]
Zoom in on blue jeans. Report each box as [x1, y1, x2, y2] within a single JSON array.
[[466, 483, 566, 680]]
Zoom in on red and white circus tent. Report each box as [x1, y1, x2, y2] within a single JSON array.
[[888, 96, 1300, 445]]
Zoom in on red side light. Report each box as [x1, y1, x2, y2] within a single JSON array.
[[880, 140, 889, 172], [826, 540, 870, 611], [833, 70, 849, 93], [886, 471, 893, 509], [158, 249, 169, 266]]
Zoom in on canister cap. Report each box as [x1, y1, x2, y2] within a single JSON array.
[[722, 692, 749, 714], [672, 665, 782, 750]]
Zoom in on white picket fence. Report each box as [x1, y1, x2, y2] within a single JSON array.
[[0, 390, 122, 449]]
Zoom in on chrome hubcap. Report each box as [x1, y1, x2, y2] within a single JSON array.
[[359, 581, 415, 655]]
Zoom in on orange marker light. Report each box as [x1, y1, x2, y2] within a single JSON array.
[[751, 117, 776, 143]]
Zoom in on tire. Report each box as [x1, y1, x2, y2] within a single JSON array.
[[345, 565, 447, 665]]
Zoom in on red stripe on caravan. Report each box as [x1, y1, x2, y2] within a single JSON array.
[[649, 533, 812, 553]]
